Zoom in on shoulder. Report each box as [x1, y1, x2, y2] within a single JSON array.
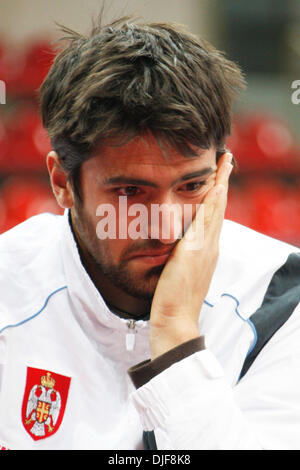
[[220, 219, 299, 274], [221, 219, 298, 261], [0, 212, 61, 250], [207, 219, 300, 310], [0, 213, 67, 331], [0, 212, 64, 273]]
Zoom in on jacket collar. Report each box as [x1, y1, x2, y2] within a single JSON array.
[[60, 210, 149, 333]]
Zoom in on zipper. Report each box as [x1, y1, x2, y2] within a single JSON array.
[[126, 319, 136, 351]]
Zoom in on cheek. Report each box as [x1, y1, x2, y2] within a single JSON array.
[[94, 213, 134, 260]]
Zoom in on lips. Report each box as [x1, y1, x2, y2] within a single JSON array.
[[125, 247, 174, 266], [128, 248, 173, 259]]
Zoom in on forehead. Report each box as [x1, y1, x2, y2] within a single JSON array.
[[85, 134, 216, 177]]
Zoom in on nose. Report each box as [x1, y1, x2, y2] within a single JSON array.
[[148, 198, 183, 244]]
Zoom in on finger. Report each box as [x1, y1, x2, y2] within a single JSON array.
[[215, 151, 233, 188], [202, 152, 233, 209], [201, 169, 232, 230], [204, 153, 233, 238], [181, 153, 233, 241], [176, 152, 233, 251]]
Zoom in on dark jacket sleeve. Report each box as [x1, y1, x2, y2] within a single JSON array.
[[128, 336, 205, 389]]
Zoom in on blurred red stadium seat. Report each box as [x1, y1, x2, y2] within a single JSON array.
[[9, 41, 56, 96], [0, 176, 63, 233], [0, 40, 25, 91], [5, 105, 51, 170], [227, 112, 300, 173], [226, 178, 300, 246], [226, 182, 255, 228], [0, 115, 8, 168]]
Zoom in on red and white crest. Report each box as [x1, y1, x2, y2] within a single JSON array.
[[22, 367, 71, 441]]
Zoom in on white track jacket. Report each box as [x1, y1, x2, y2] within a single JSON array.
[[0, 211, 299, 450]]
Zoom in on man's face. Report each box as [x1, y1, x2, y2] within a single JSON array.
[[71, 134, 217, 301]]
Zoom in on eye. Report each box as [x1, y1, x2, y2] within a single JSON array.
[[114, 186, 142, 197], [179, 181, 206, 192]]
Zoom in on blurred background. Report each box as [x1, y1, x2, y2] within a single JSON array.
[[0, 0, 299, 245]]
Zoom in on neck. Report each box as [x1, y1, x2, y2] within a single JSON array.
[[105, 300, 150, 321], [68, 212, 151, 321]]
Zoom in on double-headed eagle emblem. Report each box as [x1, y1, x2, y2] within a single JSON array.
[[24, 372, 62, 438], [22, 367, 71, 441]]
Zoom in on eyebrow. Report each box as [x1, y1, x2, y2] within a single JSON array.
[[103, 167, 216, 188]]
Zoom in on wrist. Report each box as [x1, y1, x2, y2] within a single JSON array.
[[150, 323, 200, 360]]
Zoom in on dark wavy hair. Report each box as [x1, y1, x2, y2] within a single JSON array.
[[39, 15, 246, 200]]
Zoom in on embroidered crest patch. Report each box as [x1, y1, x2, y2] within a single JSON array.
[[22, 367, 71, 441]]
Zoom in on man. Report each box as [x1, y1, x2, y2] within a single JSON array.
[[0, 16, 299, 450]]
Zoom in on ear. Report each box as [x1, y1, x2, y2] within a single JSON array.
[[46, 151, 74, 209]]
